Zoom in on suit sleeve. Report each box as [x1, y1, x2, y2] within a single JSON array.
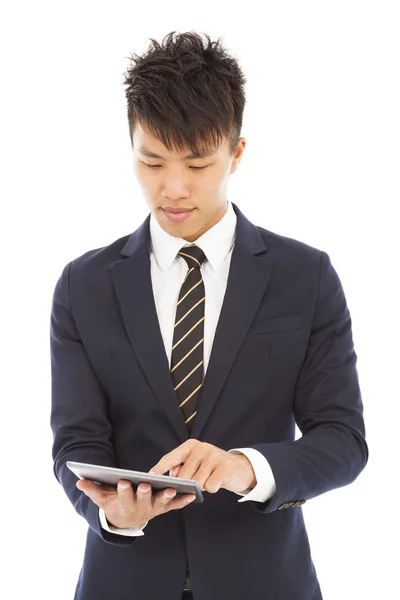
[[248, 250, 369, 514], [50, 261, 139, 547]]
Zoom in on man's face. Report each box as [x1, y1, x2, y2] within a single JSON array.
[[132, 121, 246, 242]]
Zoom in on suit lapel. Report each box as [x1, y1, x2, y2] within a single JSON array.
[[110, 203, 274, 441], [111, 237, 189, 442]]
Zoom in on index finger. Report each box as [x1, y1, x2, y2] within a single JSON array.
[[149, 444, 193, 475]]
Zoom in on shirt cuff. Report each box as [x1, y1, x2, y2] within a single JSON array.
[[228, 448, 277, 503], [99, 508, 148, 536]]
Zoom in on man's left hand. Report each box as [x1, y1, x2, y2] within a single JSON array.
[[149, 439, 257, 494]]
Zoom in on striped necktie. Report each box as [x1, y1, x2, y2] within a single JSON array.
[[170, 244, 207, 431]]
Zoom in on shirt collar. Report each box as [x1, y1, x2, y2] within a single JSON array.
[[149, 201, 237, 273]]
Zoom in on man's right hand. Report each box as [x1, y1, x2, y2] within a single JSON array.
[[76, 479, 196, 529]]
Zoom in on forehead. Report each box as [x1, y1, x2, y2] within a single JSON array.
[[133, 121, 226, 159]]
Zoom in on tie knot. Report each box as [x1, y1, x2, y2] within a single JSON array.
[[178, 244, 207, 269]]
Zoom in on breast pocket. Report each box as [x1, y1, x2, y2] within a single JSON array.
[[248, 314, 303, 336]]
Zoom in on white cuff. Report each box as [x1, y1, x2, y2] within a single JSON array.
[[99, 508, 148, 536], [228, 447, 277, 503]]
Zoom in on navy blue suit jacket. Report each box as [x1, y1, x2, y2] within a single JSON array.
[[50, 202, 368, 599]]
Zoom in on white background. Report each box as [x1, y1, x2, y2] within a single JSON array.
[[1, 1, 399, 598]]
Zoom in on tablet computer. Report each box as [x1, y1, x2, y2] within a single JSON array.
[[66, 461, 204, 503]]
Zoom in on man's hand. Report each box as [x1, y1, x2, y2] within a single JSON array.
[[76, 479, 196, 529], [150, 439, 257, 495]]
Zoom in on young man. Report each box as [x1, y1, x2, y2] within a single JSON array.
[[50, 31, 368, 600]]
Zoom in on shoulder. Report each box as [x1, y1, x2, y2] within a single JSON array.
[[65, 232, 132, 278], [70, 233, 132, 270], [55, 232, 133, 292], [255, 224, 324, 269]]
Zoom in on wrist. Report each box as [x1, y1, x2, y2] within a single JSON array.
[[105, 514, 141, 530], [237, 454, 257, 491]]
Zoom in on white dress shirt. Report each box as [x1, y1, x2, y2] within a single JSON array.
[[99, 201, 276, 536]]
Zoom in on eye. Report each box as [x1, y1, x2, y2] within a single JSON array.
[[143, 163, 207, 171]]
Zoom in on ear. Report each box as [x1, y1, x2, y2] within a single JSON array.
[[230, 137, 246, 173]]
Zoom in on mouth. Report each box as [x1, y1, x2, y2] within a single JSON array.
[[161, 207, 195, 223], [161, 207, 194, 213]]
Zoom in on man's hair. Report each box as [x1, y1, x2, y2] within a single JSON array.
[[123, 31, 246, 156]]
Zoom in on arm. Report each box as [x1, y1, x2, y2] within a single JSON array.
[[247, 250, 368, 514], [50, 261, 139, 547]]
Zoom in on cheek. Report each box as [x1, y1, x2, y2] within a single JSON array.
[[196, 165, 218, 185], [135, 168, 155, 191], [205, 169, 227, 194], [132, 160, 141, 177]]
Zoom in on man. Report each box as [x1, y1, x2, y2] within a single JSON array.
[[50, 31, 368, 599]]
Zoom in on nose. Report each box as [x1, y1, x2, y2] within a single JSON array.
[[161, 177, 190, 200]]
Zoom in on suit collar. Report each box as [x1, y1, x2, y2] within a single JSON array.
[[120, 201, 268, 261], [148, 200, 237, 273]]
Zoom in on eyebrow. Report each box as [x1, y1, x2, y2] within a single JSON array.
[[138, 145, 216, 160]]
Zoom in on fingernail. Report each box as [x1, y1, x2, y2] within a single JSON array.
[[165, 490, 176, 498], [139, 484, 151, 493], [186, 496, 195, 503]]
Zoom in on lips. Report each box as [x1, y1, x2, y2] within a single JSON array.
[[162, 208, 195, 222], [162, 208, 193, 213]]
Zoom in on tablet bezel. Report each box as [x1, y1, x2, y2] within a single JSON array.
[[66, 461, 204, 503]]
